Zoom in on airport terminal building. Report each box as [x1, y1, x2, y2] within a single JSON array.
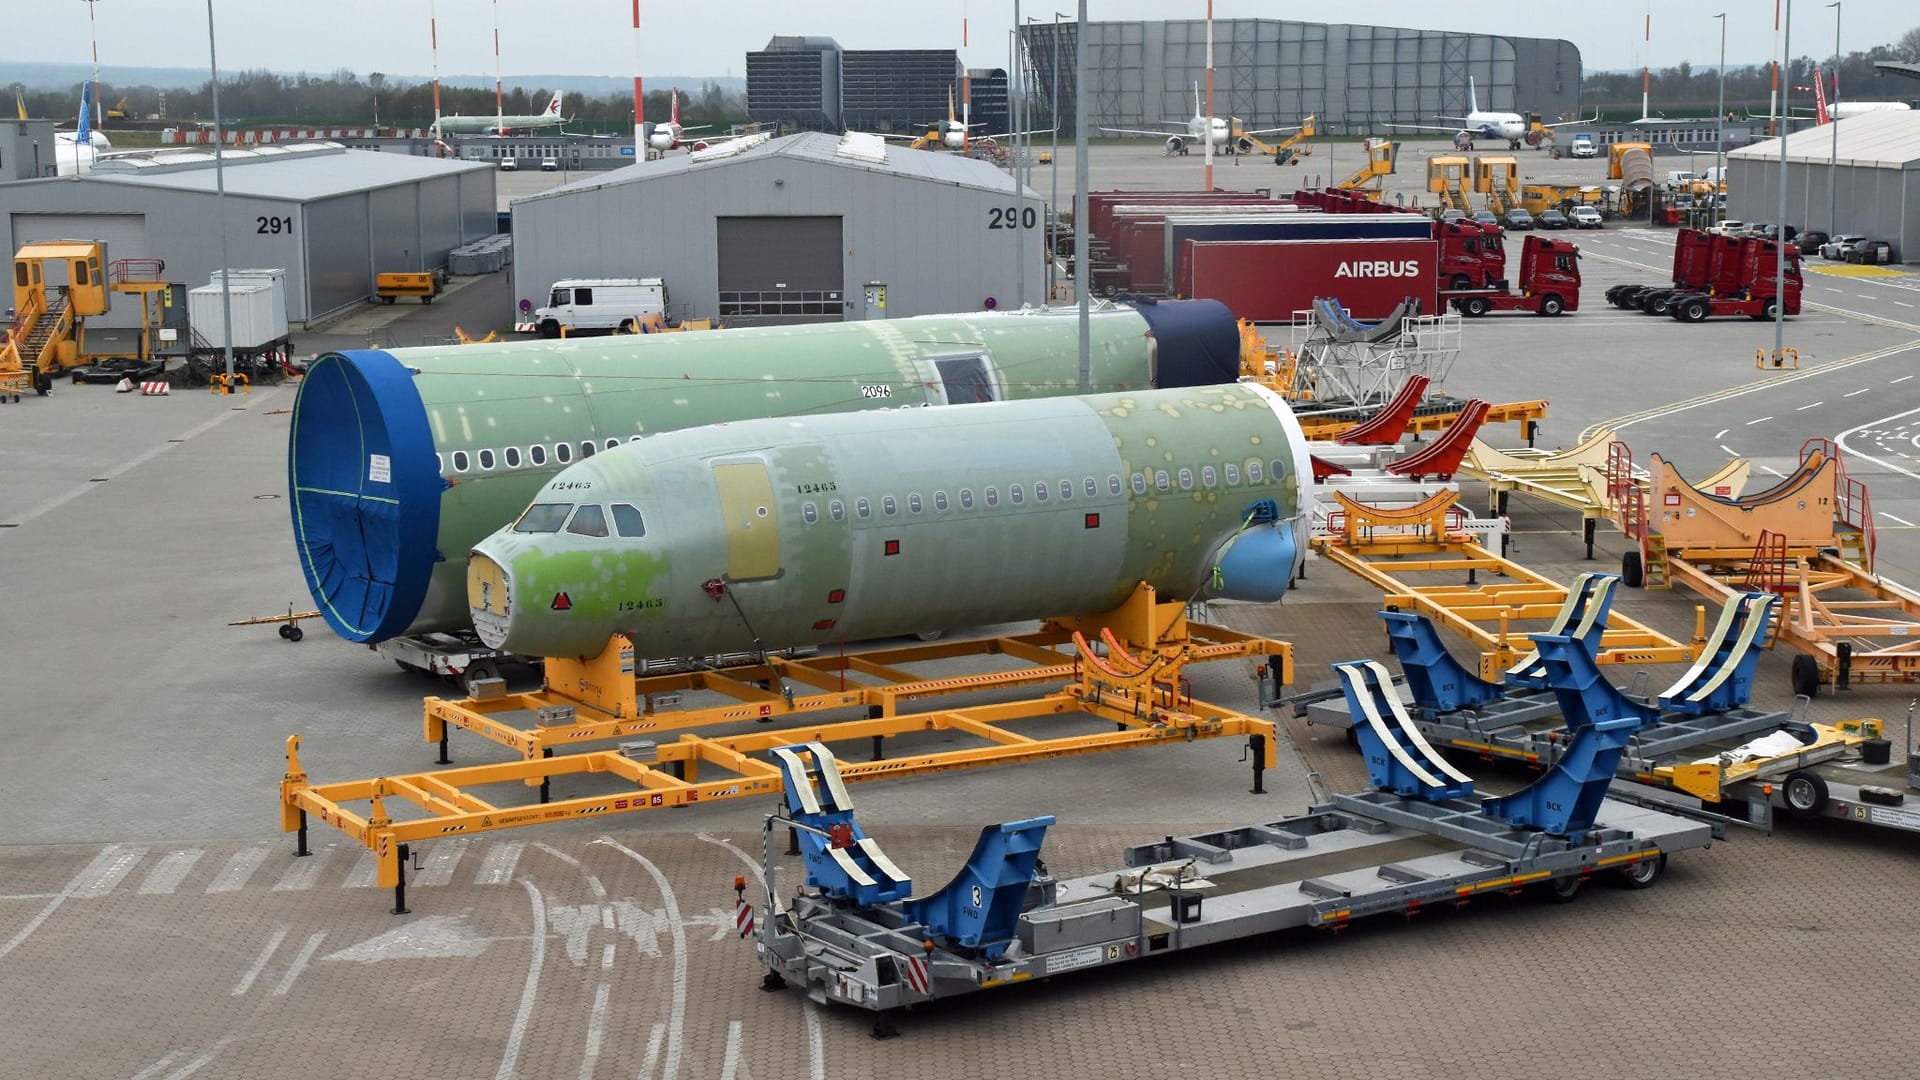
[[1018, 19, 1581, 136]]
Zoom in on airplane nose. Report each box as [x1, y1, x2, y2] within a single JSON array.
[[469, 552, 513, 650]]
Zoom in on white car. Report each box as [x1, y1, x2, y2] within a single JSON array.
[[540, 158, 559, 172], [498, 158, 518, 171], [1710, 220, 1747, 237], [1570, 206, 1604, 229]]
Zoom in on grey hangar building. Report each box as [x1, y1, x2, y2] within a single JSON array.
[[508, 132, 1046, 328], [745, 20, 1581, 138], [0, 143, 496, 327], [1728, 111, 1920, 262]]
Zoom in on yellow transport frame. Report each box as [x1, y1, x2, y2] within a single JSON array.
[[281, 584, 1292, 898], [1313, 490, 1703, 681]]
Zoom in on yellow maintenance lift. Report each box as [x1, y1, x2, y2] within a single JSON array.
[[1474, 156, 1520, 215], [1234, 115, 1316, 164], [1520, 183, 1605, 216], [1334, 138, 1395, 197], [1427, 154, 1472, 213]]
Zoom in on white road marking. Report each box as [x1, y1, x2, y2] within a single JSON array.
[[1762, 466, 1785, 477], [473, 841, 524, 885], [602, 839, 687, 1080], [1858, 294, 1876, 300], [74, 846, 147, 897], [1897, 301, 1915, 308], [1896, 376, 1915, 384], [578, 982, 612, 1080], [1714, 428, 1730, 439], [1881, 512, 1916, 527], [161, 1048, 224, 1080], [494, 878, 548, 1080], [272, 849, 331, 892], [1719, 445, 1739, 457], [206, 846, 271, 893], [412, 837, 469, 887], [1846, 388, 1872, 396], [138, 850, 205, 896], [719, 1020, 745, 1080], [0, 845, 141, 962], [2, 393, 279, 527], [638, 1024, 666, 1080], [1745, 416, 1772, 425], [698, 832, 830, 1080], [128, 1051, 181, 1080], [1795, 401, 1823, 411], [271, 930, 327, 996], [231, 926, 289, 996]]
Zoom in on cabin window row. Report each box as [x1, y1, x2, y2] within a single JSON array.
[[793, 458, 1288, 524], [438, 435, 644, 476]]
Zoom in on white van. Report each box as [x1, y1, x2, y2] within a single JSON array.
[[1569, 134, 1597, 158], [534, 278, 669, 337]]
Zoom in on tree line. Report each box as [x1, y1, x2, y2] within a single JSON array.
[[1581, 26, 1919, 114], [12, 24, 1918, 131], [10, 69, 747, 132]]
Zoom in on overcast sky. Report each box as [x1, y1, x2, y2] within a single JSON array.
[[7, 1, 1914, 84]]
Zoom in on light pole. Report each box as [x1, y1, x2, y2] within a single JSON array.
[[1051, 13, 1064, 301], [1827, 1, 1840, 233], [1774, 0, 1793, 361], [81, 0, 102, 128], [205, 0, 234, 384], [1714, 13, 1727, 219], [1010, 4, 1025, 311], [1073, 0, 1088, 392]]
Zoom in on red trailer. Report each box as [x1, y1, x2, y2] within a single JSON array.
[[1106, 203, 1303, 295], [1175, 237, 1440, 321]]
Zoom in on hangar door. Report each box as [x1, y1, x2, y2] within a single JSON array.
[[10, 212, 149, 329], [716, 216, 843, 326]]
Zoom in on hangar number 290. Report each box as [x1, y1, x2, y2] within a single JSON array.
[[988, 207, 1039, 230]]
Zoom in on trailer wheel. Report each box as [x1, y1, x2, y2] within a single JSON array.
[[1783, 769, 1829, 815], [278, 624, 292, 639], [1643, 293, 1674, 316], [1538, 874, 1585, 903], [1622, 550, 1644, 589], [464, 659, 502, 694], [1538, 294, 1564, 316], [1678, 299, 1710, 323], [1616, 853, 1666, 890], [287, 626, 304, 642], [1790, 653, 1821, 698], [1462, 297, 1491, 317]]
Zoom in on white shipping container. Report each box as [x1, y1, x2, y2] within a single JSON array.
[[188, 282, 278, 350], [208, 268, 290, 338]]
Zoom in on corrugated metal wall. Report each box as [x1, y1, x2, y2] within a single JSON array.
[[510, 156, 1046, 326], [305, 194, 371, 320], [1730, 158, 1916, 259], [1023, 20, 1580, 136]]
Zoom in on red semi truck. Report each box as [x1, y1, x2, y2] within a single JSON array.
[[1665, 237, 1802, 321], [1439, 234, 1582, 316], [1606, 228, 1722, 315], [1174, 237, 1440, 321]]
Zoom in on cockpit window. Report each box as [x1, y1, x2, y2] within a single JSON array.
[[611, 503, 646, 538], [567, 504, 610, 537], [513, 503, 574, 533]]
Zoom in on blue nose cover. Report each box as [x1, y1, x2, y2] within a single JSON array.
[[1209, 524, 1297, 603]]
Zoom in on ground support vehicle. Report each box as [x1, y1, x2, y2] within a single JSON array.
[[1630, 714, 1917, 835], [748, 699, 1714, 1035], [1440, 234, 1580, 317], [281, 584, 1294, 901], [1605, 228, 1720, 315], [1305, 585, 1790, 771], [374, 271, 442, 305], [1665, 237, 1803, 321]]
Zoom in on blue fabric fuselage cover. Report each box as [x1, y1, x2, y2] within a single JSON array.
[[288, 350, 440, 643], [1130, 298, 1241, 388]]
